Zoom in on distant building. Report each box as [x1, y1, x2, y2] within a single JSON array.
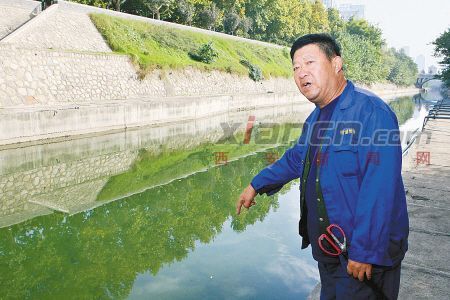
[[428, 65, 438, 75], [415, 55, 426, 73], [338, 4, 365, 20], [321, 0, 335, 9]]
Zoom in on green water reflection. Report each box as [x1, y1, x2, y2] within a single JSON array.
[[97, 124, 301, 202], [388, 96, 415, 125], [0, 143, 319, 299], [0, 96, 422, 299]]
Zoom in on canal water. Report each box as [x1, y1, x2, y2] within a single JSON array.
[[0, 93, 434, 299]]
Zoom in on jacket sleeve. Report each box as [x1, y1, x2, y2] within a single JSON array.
[[348, 106, 402, 266], [250, 139, 304, 196]]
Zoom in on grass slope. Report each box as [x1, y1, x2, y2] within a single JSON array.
[[90, 13, 292, 79]]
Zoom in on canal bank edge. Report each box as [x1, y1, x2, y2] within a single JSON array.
[[0, 0, 419, 146]]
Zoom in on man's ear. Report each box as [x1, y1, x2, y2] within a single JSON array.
[[333, 56, 343, 73]]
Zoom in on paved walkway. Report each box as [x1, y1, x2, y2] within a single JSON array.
[[399, 117, 450, 299], [308, 117, 450, 300]]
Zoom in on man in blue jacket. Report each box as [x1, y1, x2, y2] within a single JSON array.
[[236, 34, 409, 299]]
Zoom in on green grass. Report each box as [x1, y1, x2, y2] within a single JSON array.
[[90, 13, 292, 79]]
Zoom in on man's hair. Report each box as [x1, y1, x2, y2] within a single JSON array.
[[290, 33, 341, 61]]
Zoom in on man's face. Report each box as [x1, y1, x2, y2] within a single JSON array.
[[292, 44, 340, 106]]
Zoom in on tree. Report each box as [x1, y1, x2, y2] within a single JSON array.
[[197, 3, 221, 30], [242, 0, 272, 40], [309, 0, 329, 33], [346, 18, 384, 48], [143, 0, 174, 20], [335, 31, 386, 85], [379, 47, 417, 86], [327, 7, 345, 37], [174, 0, 195, 25], [69, 0, 109, 8], [264, 0, 310, 45], [223, 9, 241, 35], [237, 16, 253, 37], [433, 27, 450, 87], [121, 0, 152, 17], [109, 0, 126, 11]]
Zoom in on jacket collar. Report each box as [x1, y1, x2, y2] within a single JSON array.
[[304, 80, 355, 155], [308, 79, 354, 123], [338, 80, 355, 110]]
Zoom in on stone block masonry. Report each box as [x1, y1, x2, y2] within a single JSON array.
[[2, 2, 110, 52], [0, 43, 298, 107], [0, 0, 417, 145], [0, 41, 302, 144], [0, 0, 41, 40], [0, 45, 164, 106]]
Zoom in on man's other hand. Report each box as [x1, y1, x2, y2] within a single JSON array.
[[236, 185, 257, 215], [347, 259, 372, 281]]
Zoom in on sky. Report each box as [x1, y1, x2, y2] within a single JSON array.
[[335, 0, 450, 71]]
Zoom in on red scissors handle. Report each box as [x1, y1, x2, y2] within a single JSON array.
[[318, 224, 347, 256]]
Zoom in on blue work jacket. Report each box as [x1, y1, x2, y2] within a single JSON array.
[[251, 81, 409, 266]]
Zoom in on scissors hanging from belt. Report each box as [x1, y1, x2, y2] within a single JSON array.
[[318, 223, 347, 257], [301, 145, 388, 299]]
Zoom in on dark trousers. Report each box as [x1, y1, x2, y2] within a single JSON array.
[[318, 257, 401, 300]]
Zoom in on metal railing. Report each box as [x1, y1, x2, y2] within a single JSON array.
[[422, 98, 450, 130]]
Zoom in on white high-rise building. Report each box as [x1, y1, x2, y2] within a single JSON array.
[[338, 4, 365, 20], [415, 55, 426, 73]]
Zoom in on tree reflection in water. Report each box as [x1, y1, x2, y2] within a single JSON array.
[[0, 145, 295, 299]]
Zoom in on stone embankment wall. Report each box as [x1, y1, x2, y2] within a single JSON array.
[[0, 0, 418, 146], [0, 0, 40, 40], [0, 1, 303, 145], [0, 44, 297, 106]]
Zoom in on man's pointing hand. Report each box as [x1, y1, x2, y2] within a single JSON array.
[[236, 185, 257, 215]]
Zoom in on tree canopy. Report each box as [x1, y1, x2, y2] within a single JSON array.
[[73, 0, 418, 85], [433, 27, 450, 87]]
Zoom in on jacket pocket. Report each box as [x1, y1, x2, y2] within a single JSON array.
[[332, 145, 359, 177]]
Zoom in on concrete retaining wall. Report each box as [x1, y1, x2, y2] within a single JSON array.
[[0, 91, 303, 145]]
